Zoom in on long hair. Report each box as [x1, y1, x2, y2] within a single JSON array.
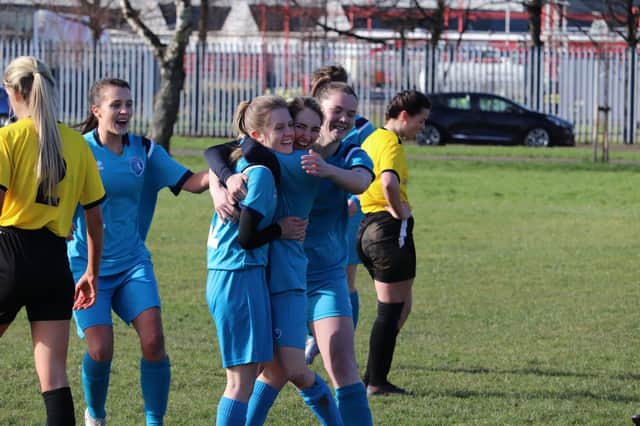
[[77, 78, 131, 134], [3, 56, 63, 203], [232, 95, 289, 164]]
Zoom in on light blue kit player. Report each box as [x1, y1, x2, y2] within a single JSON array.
[[206, 157, 277, 379], [68, 131, 203, 425], [205, 137, 344, 426], [305, 137, 374, 329], [305, 115, 375, 364], [71, 78, 208, 426]]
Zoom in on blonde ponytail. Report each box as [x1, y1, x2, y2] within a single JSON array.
[[4, 56, 64, 204]]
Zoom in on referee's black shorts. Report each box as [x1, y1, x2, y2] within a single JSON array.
[[0, 226, 75, 324], [357, 211, 416, 283]]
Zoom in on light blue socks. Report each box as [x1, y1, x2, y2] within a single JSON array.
[[246, 380, 280, 425], [217, 396, 248, 426], [299, 374, 343, 426], [82, 351, 111, 419], [140, 357, 171, 425], [335, 382, 372, 426]]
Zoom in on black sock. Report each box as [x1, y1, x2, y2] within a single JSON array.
[[365, 301, 404, 387], [42, 386, 75, 426]]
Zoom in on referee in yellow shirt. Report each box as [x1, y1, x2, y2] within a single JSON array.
[[0, 56, 105, 425], [357, 90, 430, 396]]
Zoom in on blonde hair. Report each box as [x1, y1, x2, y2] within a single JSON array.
[[4, 56, 63, 204], [231, 95, 289, 164], [233, 95, 289, 138]]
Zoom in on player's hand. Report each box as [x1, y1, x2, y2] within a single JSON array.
[[278, 216, 308, 242], [210, 181, 240, 223], [385, 202, 411, 220], [301, 149, 333, 177], [73, 273, 97, 310], [226, 173, 248, 203], [347, 198, 358, 216]]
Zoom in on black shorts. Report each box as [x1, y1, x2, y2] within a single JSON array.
[[0, 226, 74, 324], [357, 212, 416, 283]]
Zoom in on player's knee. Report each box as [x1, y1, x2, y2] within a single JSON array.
[[282, 365, 311, 388], [87, 342, 113, 362], [140, 332, 165, 360]]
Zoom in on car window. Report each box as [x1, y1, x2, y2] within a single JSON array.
[[444, 95, 471, 111], [478, 96, 515, 113]]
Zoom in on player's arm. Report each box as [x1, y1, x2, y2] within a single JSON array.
[[203, 141, 240, 186], [300, 150, 372, 194], [381, 171, 410, 220], [181, 170, 209, 193], [204, 142, 248, 203], [73, 204, 103, 310], [209, 170, 239, 222], [237, 208, 308, 249]]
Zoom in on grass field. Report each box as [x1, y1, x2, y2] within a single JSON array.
[[2, 143, 640, 425]]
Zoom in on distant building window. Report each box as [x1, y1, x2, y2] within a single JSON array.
[[467, 18, 505, 32]]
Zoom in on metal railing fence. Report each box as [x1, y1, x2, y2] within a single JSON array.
[[2, 37, 638, 144]]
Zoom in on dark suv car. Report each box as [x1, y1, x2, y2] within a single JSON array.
[[0, 88, 11, 127], [418, 92, 575, 147]]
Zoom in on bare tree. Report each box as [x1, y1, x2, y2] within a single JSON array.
[[121, 0, 193, 151]]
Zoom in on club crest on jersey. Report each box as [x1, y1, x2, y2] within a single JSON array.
[[130, 157, 145, 176]]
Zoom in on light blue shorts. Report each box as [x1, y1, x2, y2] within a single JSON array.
[[347, 211, 364, 265], [72, 260, 160, 338], [207, 267, 273, 368], [307, 275, 352, 323], [270, 290, 308, 349]]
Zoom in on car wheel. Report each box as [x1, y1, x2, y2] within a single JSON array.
[[418, 124, 443, 146], [524, 128, 550, 147]]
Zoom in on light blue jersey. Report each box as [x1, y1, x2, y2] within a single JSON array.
[[268, 150, 320, 294], [207, 158, 277, 270], [344, 115, 375, 264], [138, 142, 191, 240], [305, 140, 373, 282], [349, 115, 375, 146], [68, 132, 189, 276]]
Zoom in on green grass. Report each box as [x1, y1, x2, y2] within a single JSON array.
[[3, 148, 640, 424]]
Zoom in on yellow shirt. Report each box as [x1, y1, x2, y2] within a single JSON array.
[[0, 118, 105, 237], [359, 128, 409, 214]]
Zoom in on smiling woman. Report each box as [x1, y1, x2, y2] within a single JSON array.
[[70, 77, 208, 426], [358, 89, 432, 397]]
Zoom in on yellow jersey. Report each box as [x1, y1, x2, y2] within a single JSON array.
[[359, 128, 409, 214], [0, 118, 105, 237]]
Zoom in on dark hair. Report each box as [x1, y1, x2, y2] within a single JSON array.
[[78, 78, 131, 134], [287, 96, 324, 124], [310, 65, 348, 89], [385, 90, 431, 121], [311, 80, 358, 103]]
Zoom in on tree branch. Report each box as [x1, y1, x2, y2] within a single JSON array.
[[120, 0, 166, 60]]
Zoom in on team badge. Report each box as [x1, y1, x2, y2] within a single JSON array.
[[130, 157, 144, 176]]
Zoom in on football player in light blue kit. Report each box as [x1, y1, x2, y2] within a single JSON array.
[[205, 97, 343, 425], [68, 78, 208, 426], [206, 95, 312, 426], [304, 65, 375, 365], [302, 81, 375, 425]]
